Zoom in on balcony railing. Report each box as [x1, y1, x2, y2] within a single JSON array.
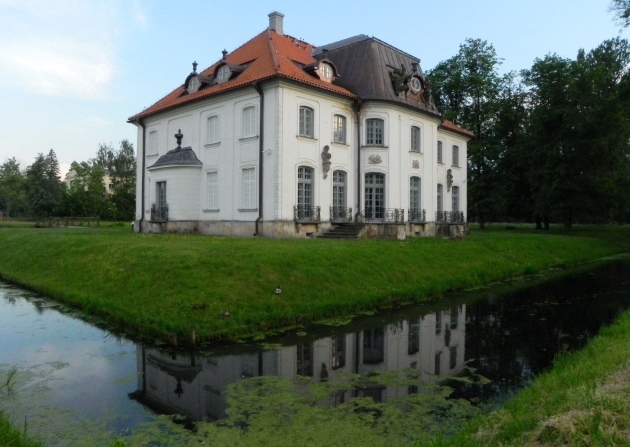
[[359, 208, 405, 223], [329, 207, 353, 222], [151, 204, 169, 222], [436, 211, 465, 223], [294, 205, 321, 222], [408, 208, 426, 223]]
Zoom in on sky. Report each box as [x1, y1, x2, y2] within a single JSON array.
[[0, 0, 626, 178]]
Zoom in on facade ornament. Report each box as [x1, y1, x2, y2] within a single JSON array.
[[321, 145, 332, 178], [390, 64, 411, 96], [368, 154, 382, 165], [412, 160, 420, 169], [192, 61, 198, 74], [175, 129, 183, 149], [447, 169, 453, 192]]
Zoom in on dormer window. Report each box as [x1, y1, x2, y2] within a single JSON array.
[[320, 63, 333, 80], [187, 76, 200, 93], [217, 65, 231, 82]]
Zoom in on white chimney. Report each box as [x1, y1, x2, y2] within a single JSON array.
[[268, 11, 284, 35]]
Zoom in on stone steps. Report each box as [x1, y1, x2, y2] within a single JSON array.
[[318, 223, 363, 239]]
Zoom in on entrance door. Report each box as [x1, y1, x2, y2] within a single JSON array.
[[332, 170, 347, 220], [364, 173, 385, 219]]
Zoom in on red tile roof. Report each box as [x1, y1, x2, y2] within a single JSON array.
[[128, 30, 356, 122], [439, 120, 475, 139]]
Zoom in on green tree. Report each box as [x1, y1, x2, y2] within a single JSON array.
[[0, 158, 26, 218], [95, 140, 136, 220], [610, 0, 630, 27], [61, 161, 114, 218], [427, 39, 506, 227], [25, 149, 64, 217]]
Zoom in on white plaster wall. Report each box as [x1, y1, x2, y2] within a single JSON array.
[[147, 166, 201, 220]]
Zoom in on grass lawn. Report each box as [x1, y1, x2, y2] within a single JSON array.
[[0, 222, 629, 345]]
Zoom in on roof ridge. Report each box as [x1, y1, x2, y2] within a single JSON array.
[[266, 29, 281, 73]]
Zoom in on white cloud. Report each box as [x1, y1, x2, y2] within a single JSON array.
[[0, 38, 115, 99], [85, 116, 114, 128]]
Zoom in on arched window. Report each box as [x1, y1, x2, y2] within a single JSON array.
[[207, 115, 219, 144], [148, 130, 158, 155], [411, 126, 421, 152], [366, 118, 384, 145], [333, 115, 346, 144], [297, 166, 314, 210], [437, 183, 443, 212], [410, 176, 422, 220], [332, 170, 347, 220], [452, 186, 459, 212], [437, 141, 443, 163], [365, 172, 385, 219], [242, 106, 256, 138], [452, 145, 460, 167], [299, 106, 314, 138]]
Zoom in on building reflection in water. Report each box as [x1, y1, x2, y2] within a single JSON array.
[[130, 306, 466, 422]]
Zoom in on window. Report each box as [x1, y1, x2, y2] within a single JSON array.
[[450, 346, 458, 370], [364, 173, 385, 219], [156, 181, 166, 209], [207, 171, 218, 210], [217, 65, 230, 82], [331, 334, 346, 370], [410, 176, 421, 212], [148, 130, 158, 155], [408, 318, 420, 355], [366, 118, 384, 145], [207, 115, 219, 144], [320, 63, 333, 79], [437, 184, 443, 212], [297, 166, 314, 210], [434, 351, 442, 376], [452, 145, 459, 167], [437, 141, 443, 163], [296, 343, 313, 377], [242, 106, 256, 138], [242, 168, 256, 209], [332, 170, 347, 218], [452, 186, 459, 212], [410, 126, 421, 152], [299, 106, 314, 138], [333, 114, 346, 144], [363, 328, 385, 364]]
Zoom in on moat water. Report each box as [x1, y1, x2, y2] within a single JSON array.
[[1, 257, 630, 445]]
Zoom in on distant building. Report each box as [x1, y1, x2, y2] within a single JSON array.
[[128, 12, 472, 238], [64, 168, 114, 195]]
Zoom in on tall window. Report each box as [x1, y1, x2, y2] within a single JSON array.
[[410, 176, 421, 212], [411, 126, 421, 152], [437, 141, 443, 163], [366, 118, 384, 145], [452, 145, 459, 167], [452, 186, 459, 212], [408, 318, 420, 355], [333, 170, 347, 210], [207, 115, 219, 144], [296, 343, 313, 377], [333, 114, 346, 144], [364, 173, 385, 219], [156, 181, 166, 209], [207, 171, 218, 210], [437, 184, 443, 212], [299, 106, 314, 138], [148, 130, 158, 155], [297, 166, 314, 210], [242, 168, 256, 209], [363, 328, 385, 365], [242, 106, 256, 138], [331, 334, 346, 370]]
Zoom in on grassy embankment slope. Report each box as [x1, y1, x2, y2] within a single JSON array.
[[0, 224, 629, 344]]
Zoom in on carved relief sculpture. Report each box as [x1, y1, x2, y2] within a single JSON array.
[[322, 145, 332, 178], [368, 154, 382, 165], [412, 160, 420, 169]]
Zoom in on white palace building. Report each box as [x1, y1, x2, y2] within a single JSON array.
[[129, 12, 472, 238]]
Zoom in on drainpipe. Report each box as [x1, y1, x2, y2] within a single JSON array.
[[355, 100, 362, 222], [139, 118, 146, 232], [253, 82, 264, 236]]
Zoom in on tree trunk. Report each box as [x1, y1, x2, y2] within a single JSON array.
[[535, 215, 542, 230]]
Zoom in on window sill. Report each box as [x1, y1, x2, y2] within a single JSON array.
[[361, 145, 388, 149], [146, 153, 158, 158], [238, 208, 258, 212], [239, 135, 259, 143], [202, 209, 220, 213], [437, 161, 444, 165], [204, 142, 221, 148], [409, 150, 423, 155], [451, 165, 461, 169], [331, 141, 349, 148], [296, 135, 318, 142]]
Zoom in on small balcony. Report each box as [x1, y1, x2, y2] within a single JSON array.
[[329, 207, 353, 223], [151, 204, 169, 222], [359, 208, 405, 223], [408, 208, 426, 223], [294, 205, 321, 222], [436, 211, 465, 223]]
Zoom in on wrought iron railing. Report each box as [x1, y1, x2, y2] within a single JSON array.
[[151, 204, 169, 222], [329, 207, 353, 222], [408, 208, 426, 223], [294, 205, 321, 222], [359, 208, 405, 223], [435, 211, 465, 223]]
